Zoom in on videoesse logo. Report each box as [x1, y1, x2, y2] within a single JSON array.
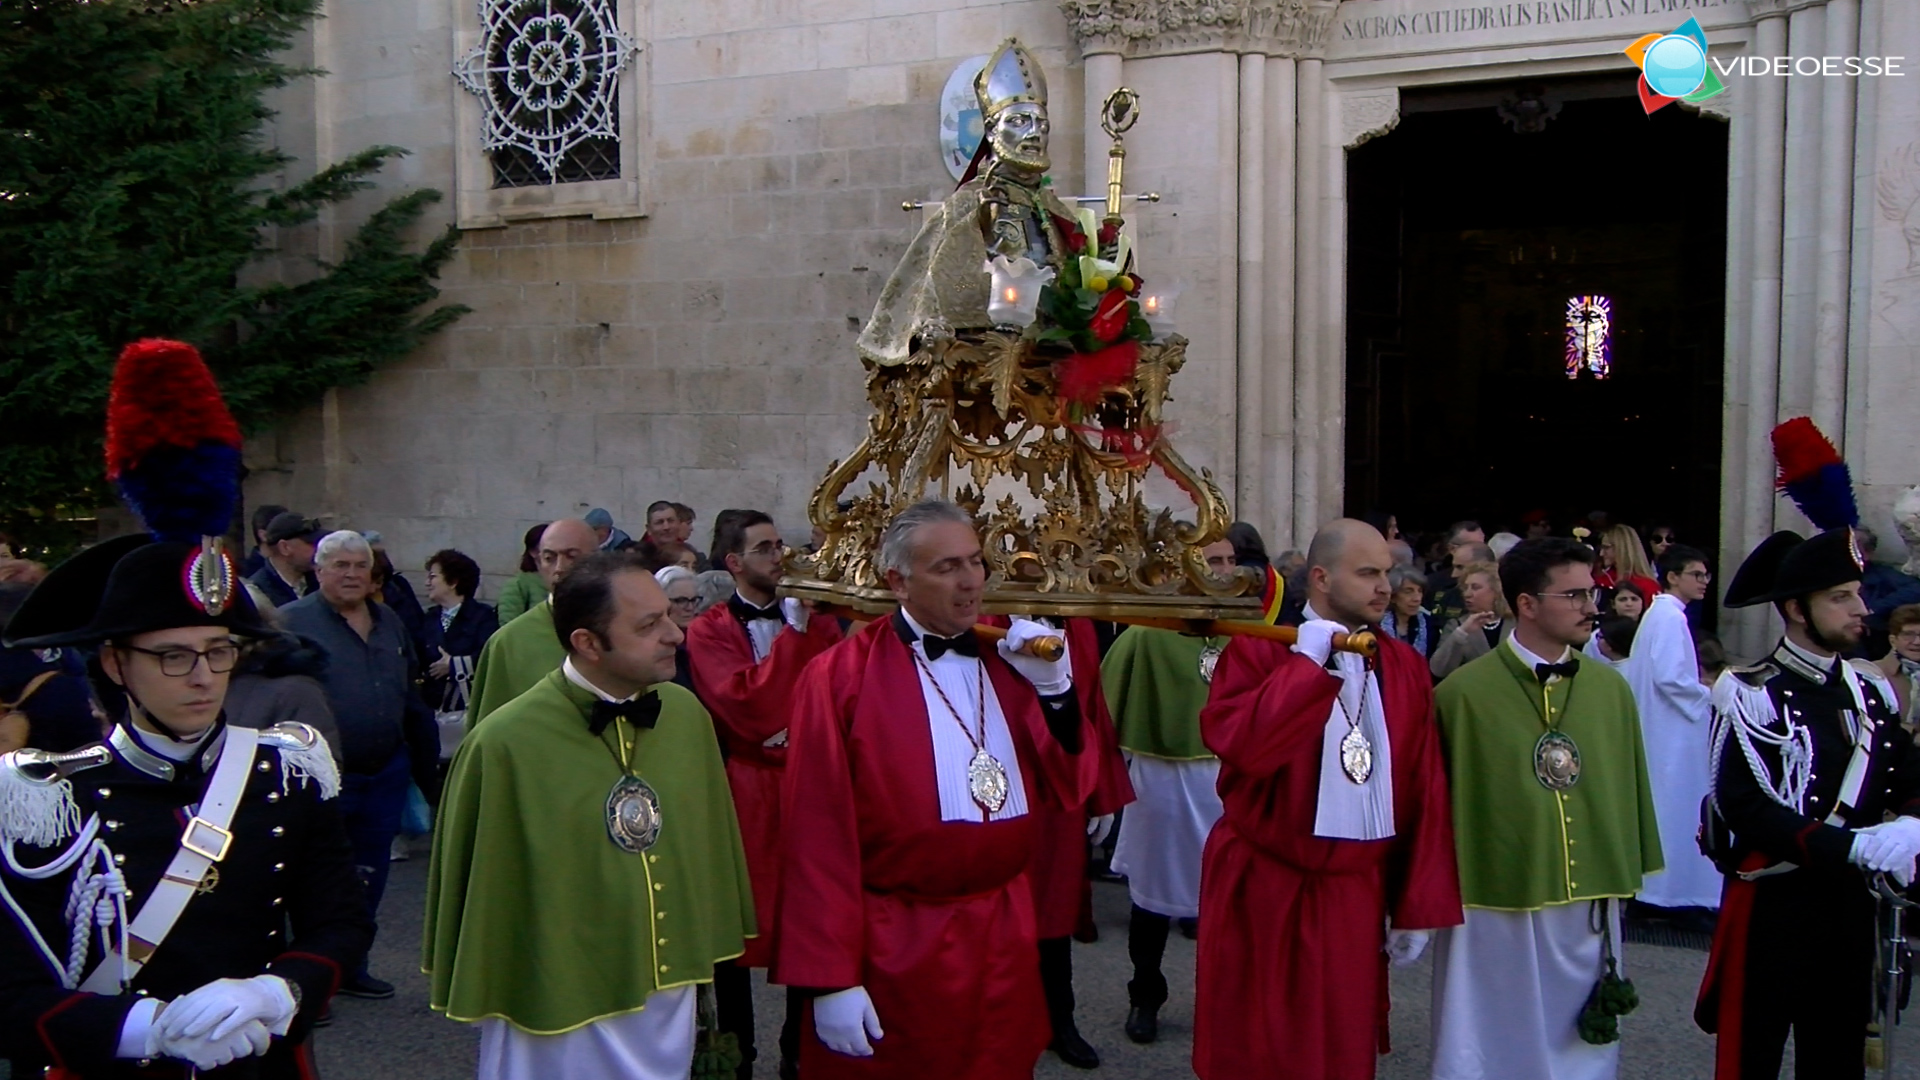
[[1624, 17, 1727, 115]]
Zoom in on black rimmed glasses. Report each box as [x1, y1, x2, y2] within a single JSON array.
[[120, 642, 241, 677]]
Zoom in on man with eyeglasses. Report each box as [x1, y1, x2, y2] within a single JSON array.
[[280, 529, 425, 1001], [1873, 605, 1920, 726], [465, 518, 598, 726], [687, 509, 841, 1080], [1429, 538, 1663, 1080], [1697, 527, 1920, 1078], [1623, 544, 1721, 922]]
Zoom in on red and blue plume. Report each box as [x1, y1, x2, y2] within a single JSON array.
[[104, 339, 243, 544], [1771, 416, 1858, 531]]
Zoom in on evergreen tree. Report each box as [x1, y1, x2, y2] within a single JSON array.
[[0, 0, 466, 551]]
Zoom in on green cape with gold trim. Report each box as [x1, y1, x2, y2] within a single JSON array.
[[424, 670, 755, 1033], [1434, 641, 1664, 911]]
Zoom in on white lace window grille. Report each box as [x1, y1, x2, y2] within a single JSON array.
[[454, 0, 638, 189]]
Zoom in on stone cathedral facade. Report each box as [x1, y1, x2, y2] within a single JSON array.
[[250, 0, 1920, 653]]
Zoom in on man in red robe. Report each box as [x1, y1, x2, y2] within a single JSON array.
[[776, 499, 1102, 1079], [1013, 618, 1132, 1069], [1194, 518, 1463, 1080], [687, 509, 842, 1079]]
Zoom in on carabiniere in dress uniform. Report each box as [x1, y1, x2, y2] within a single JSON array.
[[0, 339, 371, 1079]]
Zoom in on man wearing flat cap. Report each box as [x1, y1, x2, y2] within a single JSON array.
[[246, 512, 321, 609], [1696, 525, 1920, 1078]]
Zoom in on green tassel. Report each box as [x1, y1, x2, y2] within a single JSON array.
[[691, 1032, 743, 1079]]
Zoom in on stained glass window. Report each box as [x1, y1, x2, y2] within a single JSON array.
[[1564, 295, 1612, 380], [454, 0, 638, 188]]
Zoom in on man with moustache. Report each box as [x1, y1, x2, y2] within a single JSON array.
[[686, 510, 842, 1079], [1695, 527, 1920, 1079], [466, 518, 599, 725], [425, 550, 754, 1079], [1429, 538, 1663, 1080], [1192, 520, 1462, 1080], [775, 499, 1103, 1079]]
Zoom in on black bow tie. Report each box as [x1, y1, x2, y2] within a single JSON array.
[[1535, 659, 1580, 683], [589, 694, 662, 736], [729, 596, 783, 623], [891, 610, 979, 660]]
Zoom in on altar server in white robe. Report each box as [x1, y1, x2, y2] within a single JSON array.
[[1626, 543, 1721, 912]]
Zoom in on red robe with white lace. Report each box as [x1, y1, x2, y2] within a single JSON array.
[[775, 617, 1101, 1079], [1193, 632, 1463, 1080], [686, 604, 842, 968]]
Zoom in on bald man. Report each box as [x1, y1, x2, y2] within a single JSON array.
[[1193, 519, 1462, 1080], [467, 519, 598, 725]]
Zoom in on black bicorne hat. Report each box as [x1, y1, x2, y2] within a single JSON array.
[[2, 339, 265, 648], [3, 539, 266, 648], [1724, 527, 1866, 609]]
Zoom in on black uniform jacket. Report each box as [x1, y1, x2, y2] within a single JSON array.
[[1716, 641, 1920, 871], [0, 719, 371, 1078]]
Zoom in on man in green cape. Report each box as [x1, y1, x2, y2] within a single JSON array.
[[425, 549, 755, 1078], [466, 518, 596, 727], [1429, 537, 1662, 1080], [1101, 538, 1235, 1044]]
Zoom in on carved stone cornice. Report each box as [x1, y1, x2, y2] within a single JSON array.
[[1338, 88, 1399, 147], [1060, 0, 1338, 59], [1746, 0, 1793, 19]]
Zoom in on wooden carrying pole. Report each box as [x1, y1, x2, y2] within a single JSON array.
[[821, 605, 1377, 661]]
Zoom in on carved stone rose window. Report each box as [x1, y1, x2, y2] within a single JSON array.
[[454, 0, 638, 188]]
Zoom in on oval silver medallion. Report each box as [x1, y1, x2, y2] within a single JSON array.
[[968, 748, 1010, 813], [1534, 731, 1582, 791], [1339, 725, 1374, 785], [606, 775, 663, 853], [1198, 644, 1223, 685]]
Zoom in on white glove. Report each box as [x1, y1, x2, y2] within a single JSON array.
[[1853, 817, 1920, 887], [997, 619, 1072, 697], [813, 985, 884, 1057], [781, 597, 810, 634], [1087, 814, 1115, 846], [158, 975, 297, 1042], [1292, 619, 1344, 668], [1384, 929, 1429, 967], [158, 1019, 273, 1071]]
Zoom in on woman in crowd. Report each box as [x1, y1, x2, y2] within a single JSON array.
[[1609, 579, 1649, 621], [1594, 523, 1659, 606], [495, 523, 548, 624], [1429, 560, 1511, 680], [1382, 564, 1438, 658], [648, 540, 700, 574], [422, 549, 499, 740], [1643, 522, 1678, 564], [1875, 603, 1920, 729], [656, 565, 701, 691]]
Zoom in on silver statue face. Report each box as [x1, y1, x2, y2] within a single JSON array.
[[989, 104, 1050, 173]]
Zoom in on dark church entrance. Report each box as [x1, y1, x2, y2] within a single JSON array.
[[1343, 77, 1728, 555]]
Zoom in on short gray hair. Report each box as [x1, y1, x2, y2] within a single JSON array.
[[879, 499, 975, 577], [1388, 564, 1427, 594], [314, 530, 371, 567], [693, 570, 735, 613]]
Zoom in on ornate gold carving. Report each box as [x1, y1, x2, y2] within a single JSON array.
[[1060, 0, 1337, 59], [784, 332, 1262, 620]]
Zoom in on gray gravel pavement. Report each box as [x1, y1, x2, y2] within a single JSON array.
[[307, 852, 1917, 1079]]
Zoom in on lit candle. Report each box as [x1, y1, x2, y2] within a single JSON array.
[[984, 256, 1055, 330], [1139, 283, 1181, 338]]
